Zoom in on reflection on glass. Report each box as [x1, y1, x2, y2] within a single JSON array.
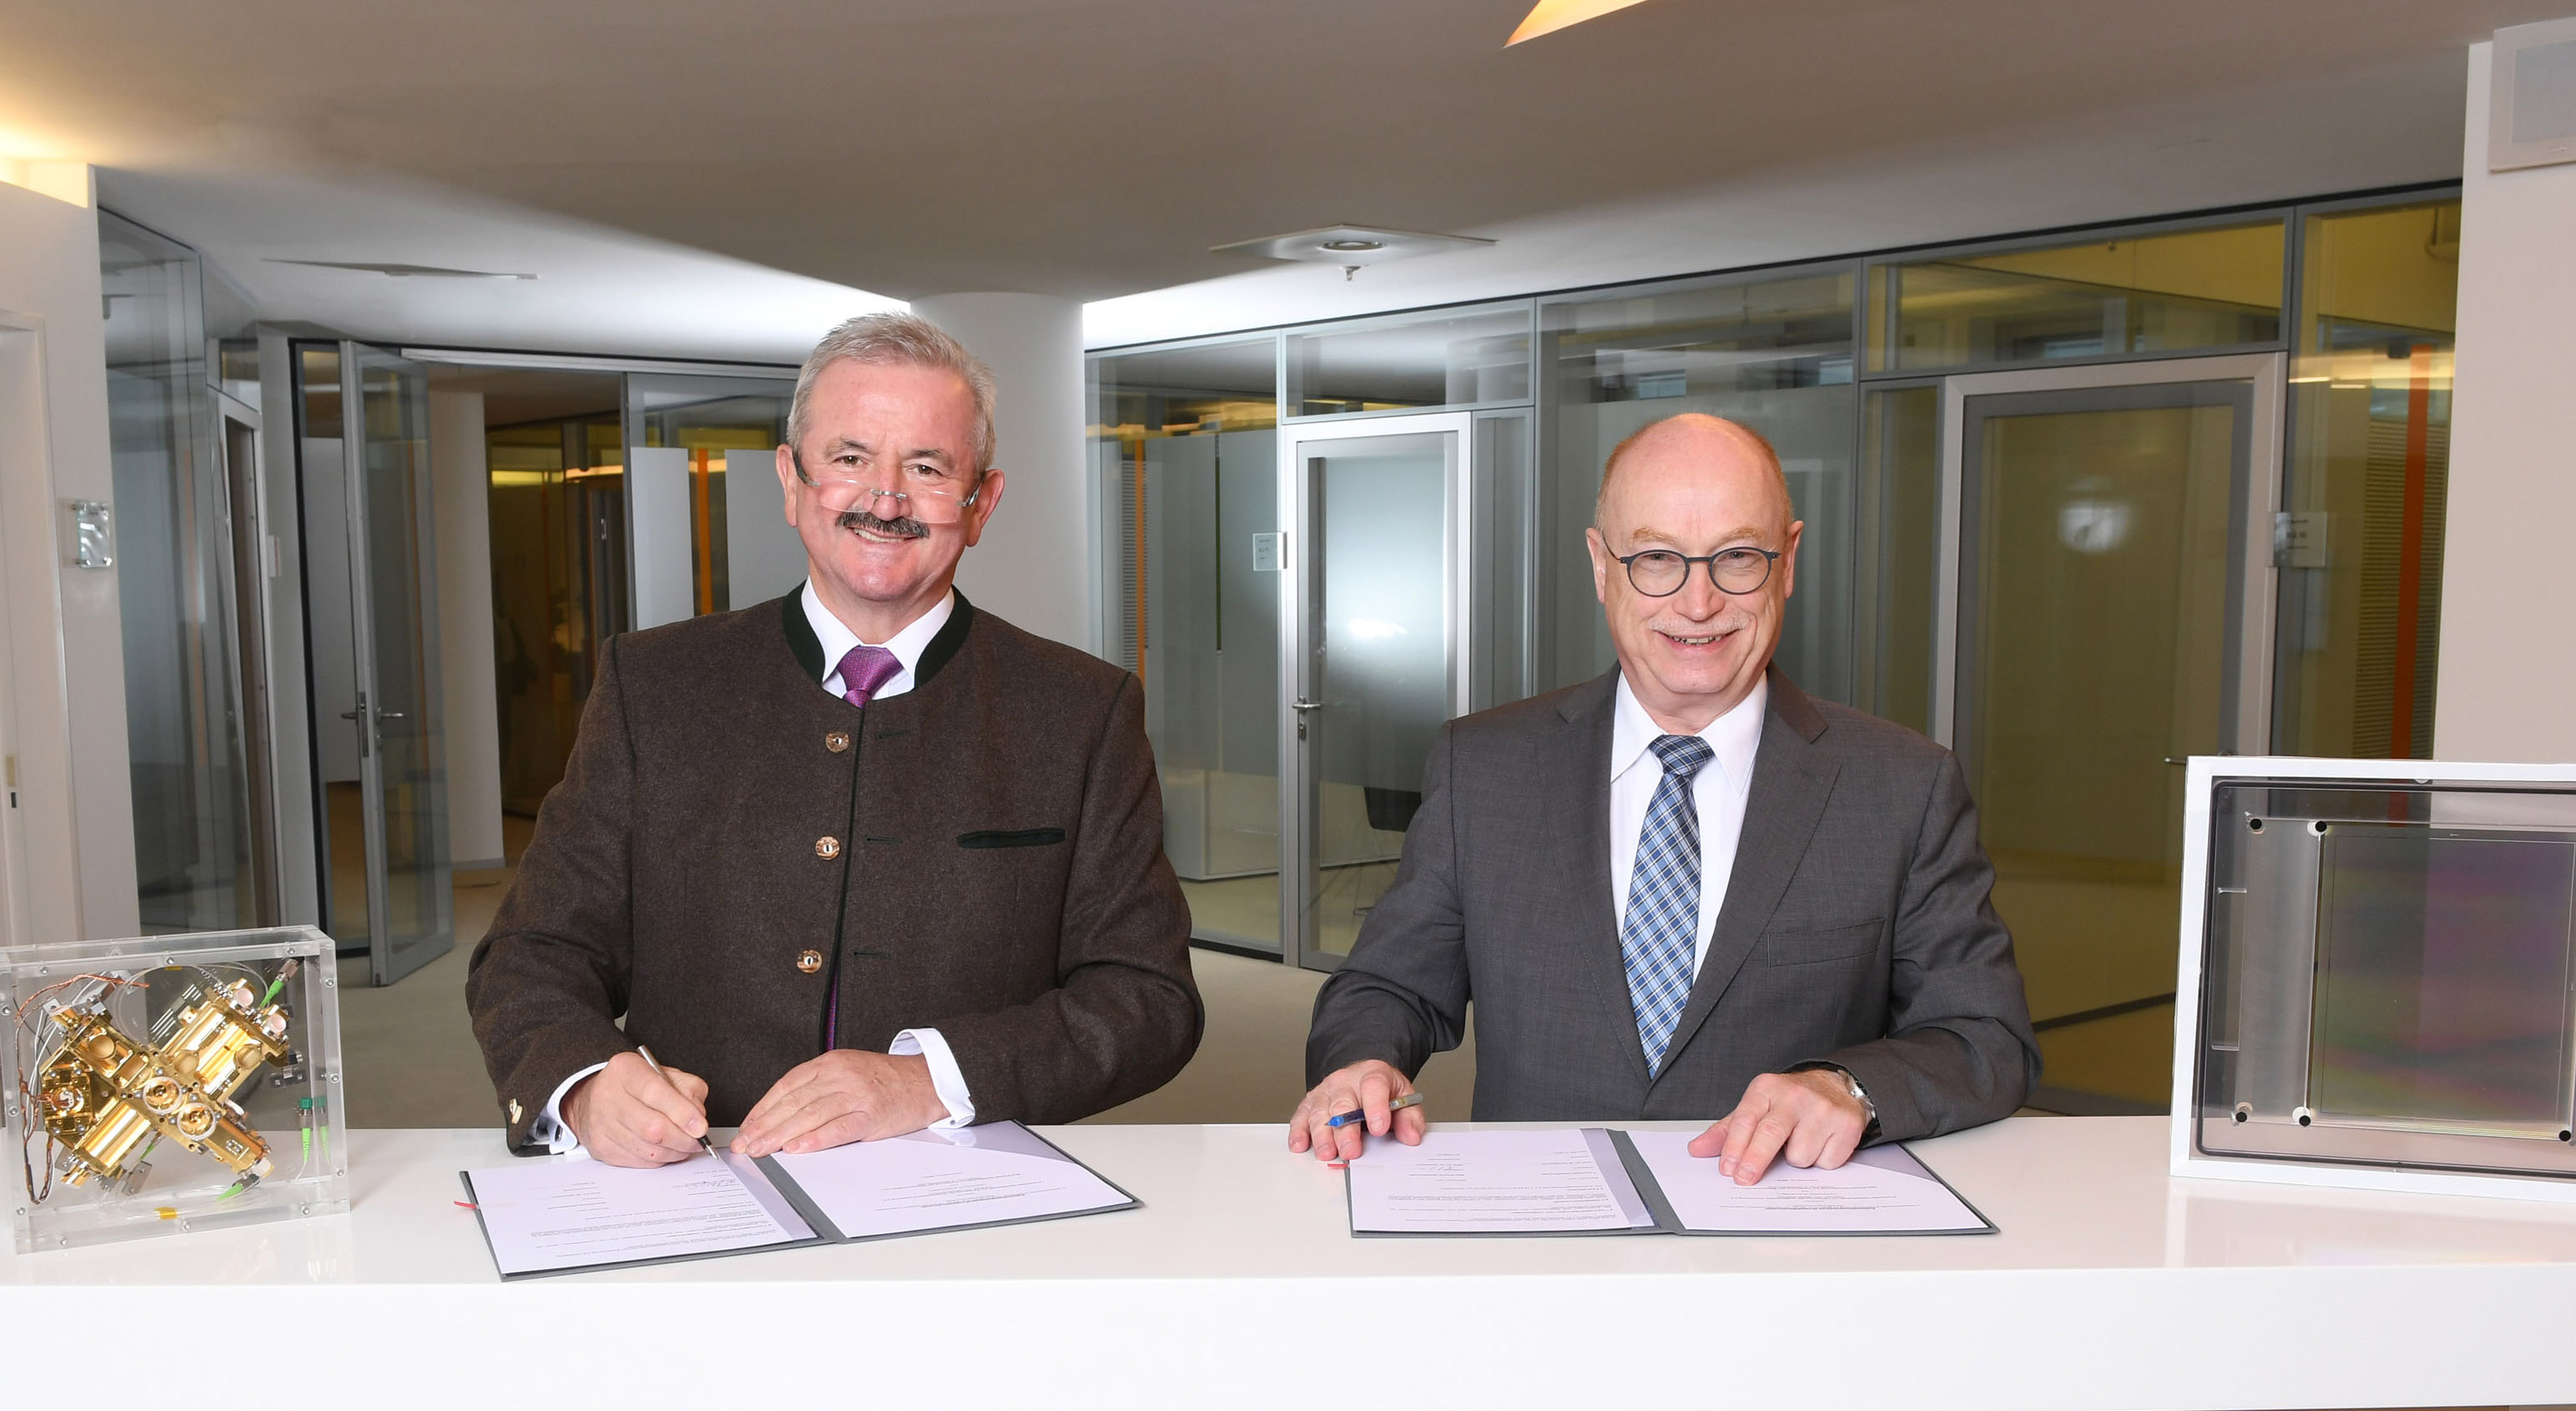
[[1856, 386, 1939, 733], [1540, 270, 1855, 698], [1964, 391, 2239, 1107], [1470, 411, 1535, 710], [2312, 826, 2575, 1124], [629, 378, 794, 615], [1308, 437, 1449, 958], [1286, 304, 1529, 416], [487, 411, 622, 816], [1090, 339, 1282, 951], [101, 210, 258, 933], [2272, 199, 2458, 760], [1874, 221, 2283, 373]]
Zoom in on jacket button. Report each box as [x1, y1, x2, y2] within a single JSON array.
[[825, 731, 850, 753], [796, 950, 824, 974], [815, 836, 842, 858]]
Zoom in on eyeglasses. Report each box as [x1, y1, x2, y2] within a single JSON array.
[[1614, 547, 1782, 597], [791, 445, 983, 524]]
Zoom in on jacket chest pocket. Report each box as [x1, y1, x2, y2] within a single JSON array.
[[1757, 917, 1885, 966], [957, 828, 1067, 848]]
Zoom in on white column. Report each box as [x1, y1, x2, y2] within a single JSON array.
[[2435, 42, 2576, 763], [0, 171, 137, 943], [427, 391, 506, 871], [907, 293, 1094, 653]]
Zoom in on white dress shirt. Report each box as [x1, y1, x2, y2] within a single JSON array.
[[528, 585, 973, 1153], [1606, 672, 1768, 979]]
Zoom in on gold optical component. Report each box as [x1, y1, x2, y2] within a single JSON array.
[[35, 978, 292, 1192]]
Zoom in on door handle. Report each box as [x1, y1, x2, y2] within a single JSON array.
[[378, 710, 406, 721], [1290, 699, 1327, 712], [338, 710, 362, 721]]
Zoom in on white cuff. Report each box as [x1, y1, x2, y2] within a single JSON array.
[[528, 1061, 609, 1156], [889, 1028, 975, 1130]]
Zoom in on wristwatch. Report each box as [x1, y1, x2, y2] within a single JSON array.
[[1789, 1061, 1880, 1143]]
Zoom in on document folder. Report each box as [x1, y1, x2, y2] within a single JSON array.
[[1342, 1128, 1995, 1237], [462, 1121, 1138, 1280]]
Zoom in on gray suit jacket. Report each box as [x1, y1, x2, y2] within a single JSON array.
[[1306, 666, 2038, 1141]]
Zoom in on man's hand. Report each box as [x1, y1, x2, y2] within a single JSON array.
[[731, 1050, 947, 1157], [1288, 1059, 1426, 1163], [563, 1050, 711, 1168], [1687, 1069, 1868, 1185]]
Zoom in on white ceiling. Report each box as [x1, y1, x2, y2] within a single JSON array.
[[3, 0, 2557, 360]]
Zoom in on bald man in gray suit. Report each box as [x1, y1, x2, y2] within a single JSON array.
[[1295, 413, 2038, 1183]]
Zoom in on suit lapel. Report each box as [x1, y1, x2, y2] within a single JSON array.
[[1553, 673, 1652, 1088], [1653, 670, 1840, 1081]]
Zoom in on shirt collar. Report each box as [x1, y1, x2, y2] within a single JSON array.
[[800, 582, 954, 684], [1610, 671, 1770, 794]]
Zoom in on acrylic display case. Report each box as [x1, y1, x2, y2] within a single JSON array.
[[5, 926, 349, 1252], [2172, 758, 2576, 1201]]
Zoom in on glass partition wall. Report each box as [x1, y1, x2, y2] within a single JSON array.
[[1089, 186, 2466, 1085], [100, 212, 262, 934]]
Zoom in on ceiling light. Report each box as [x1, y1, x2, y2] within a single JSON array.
[[269, 259, 535, 280], [1212, 224, 1493, 279], [1507, 0, 1657, 46]]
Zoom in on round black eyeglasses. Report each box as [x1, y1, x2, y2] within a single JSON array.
[[1615, 547, 1782, 597]]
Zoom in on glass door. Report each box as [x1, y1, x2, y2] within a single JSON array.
[[347, 345, 453, 986], [1282, 414, 1472, 972], [296, 342, 453, 985], [1939, 354, 2282, 1111]]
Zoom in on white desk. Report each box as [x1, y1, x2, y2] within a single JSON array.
[[6, 1117, 2574, 1409]]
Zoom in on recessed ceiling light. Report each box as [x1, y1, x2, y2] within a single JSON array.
[[1507, 0, 1656, 46], [268, 258, 536, 280], [1212, 224, 1493, 278]]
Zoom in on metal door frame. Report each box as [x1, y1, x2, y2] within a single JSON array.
[[1933, 353, 2286, 753], [1278, 411, 1475, 973], [337, 342, 450, 986]]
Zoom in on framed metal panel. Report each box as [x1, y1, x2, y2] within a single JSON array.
[[2172, 755, 2576, 1203]]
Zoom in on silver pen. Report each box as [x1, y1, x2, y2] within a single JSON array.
[[634, 1044, 720, 1161]]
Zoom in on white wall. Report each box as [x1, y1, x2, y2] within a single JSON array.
[[428, 391, 505, 870], [0, 171, 140, 944], [2434, 42, 2576, 764], [909, 293, 1094, 652]]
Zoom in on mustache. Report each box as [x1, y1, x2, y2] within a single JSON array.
[[836, 507, 930, 539]]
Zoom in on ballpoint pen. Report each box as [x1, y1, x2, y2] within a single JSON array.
[[635, 1045, 720, 1160], [1327, 1092, 1423, 1128]]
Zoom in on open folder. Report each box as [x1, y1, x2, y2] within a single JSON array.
[[1344, 1128, 1995, 1237], [460, 1121, 1138, 1280]]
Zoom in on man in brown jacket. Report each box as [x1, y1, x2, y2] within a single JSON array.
[[466, 313, 1202, 1167]]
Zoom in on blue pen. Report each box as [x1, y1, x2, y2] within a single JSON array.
[[1327, 1092, 1424, 1128]]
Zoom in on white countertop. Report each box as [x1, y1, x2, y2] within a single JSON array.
[[7, 1116, 2574, 1409]]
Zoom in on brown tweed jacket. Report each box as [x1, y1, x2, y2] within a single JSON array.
[[466, 589, 1202, 1151]]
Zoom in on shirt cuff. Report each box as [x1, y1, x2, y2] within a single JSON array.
[[528, 1060, 610, 1156], [889, 1028, 975, 1130]]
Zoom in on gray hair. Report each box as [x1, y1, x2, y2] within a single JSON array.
[[787, 312, 999, 472]]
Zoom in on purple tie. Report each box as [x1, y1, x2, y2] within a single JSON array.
[[835, 645, 902, 707], [824, 644, 900, 1052]]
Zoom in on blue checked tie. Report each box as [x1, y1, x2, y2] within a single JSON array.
[[1623, 734, 1715, 1075]]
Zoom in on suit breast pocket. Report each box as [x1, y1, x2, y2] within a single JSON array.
[[1757, 918, 1885, 966], [956, 828, 1068, 849]]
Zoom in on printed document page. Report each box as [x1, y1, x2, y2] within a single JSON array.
[[1623, 1129, 1991, 1233], [465, 1150, 816, 1276], [769, 1121, 1132, 1240], [1345, 1128, 1658, 1235]]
